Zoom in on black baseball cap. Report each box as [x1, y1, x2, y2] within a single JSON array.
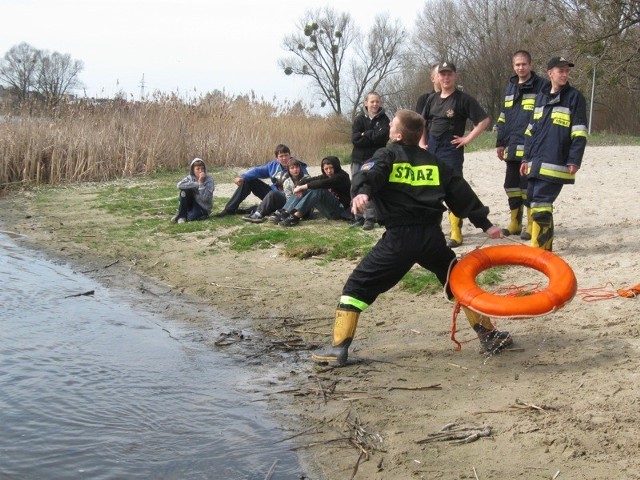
[[438, 61, 456, 73], [547, 56, 575, 69]]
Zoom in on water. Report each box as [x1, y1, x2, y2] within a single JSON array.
[[0, 233, 305, 479]]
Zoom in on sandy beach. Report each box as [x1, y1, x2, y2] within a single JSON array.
[[1, 145, 639, 479]]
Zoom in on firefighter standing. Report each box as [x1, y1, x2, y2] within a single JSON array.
[[521, 57, 588, 251], [496, 50, 547, 240]]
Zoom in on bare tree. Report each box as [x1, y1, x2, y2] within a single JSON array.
[[345, 14, 406, 119], [0, 42, 41, 102], [37, 51, 84, 106], [280, 7, 406, 117], [279, 7, 356, 115]]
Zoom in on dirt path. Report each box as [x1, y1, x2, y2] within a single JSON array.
[[1, 146, 639, 479]]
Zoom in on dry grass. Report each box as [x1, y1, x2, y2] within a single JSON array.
[[0, 92, 350, 188]]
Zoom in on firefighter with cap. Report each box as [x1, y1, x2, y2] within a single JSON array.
[[521, 56, 588, 250], [420, 61, 491, 248]]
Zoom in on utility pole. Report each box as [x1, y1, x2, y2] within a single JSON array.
[[139, 73, 146, 101]]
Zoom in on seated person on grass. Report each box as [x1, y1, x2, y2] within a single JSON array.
[[215, 144, 307, 217], [245, 157, 310, 223], [171, 157, 215, 224], [278, 156, 351, 227]]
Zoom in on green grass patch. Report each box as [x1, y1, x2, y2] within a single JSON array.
[[321, 143, 353, 165]]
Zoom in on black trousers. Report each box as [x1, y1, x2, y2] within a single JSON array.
[[342, 223, 456, 308], [224, 179, 273, 212]]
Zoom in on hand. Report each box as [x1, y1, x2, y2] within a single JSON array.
[[293, 184, 307, 195], [198, 172, 206, 184], [234, 177, 244, 186], [451, 135, 470, 149], [351, 193, 369, 215], [496, 147, 505, 161], [485, 225, 504, 239], [519, 163, 528, 176], [568, 165, 579, 175]]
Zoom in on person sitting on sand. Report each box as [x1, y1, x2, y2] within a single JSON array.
[[243, 157, 310, 223], [215, 144, 307, 217], [277, 156, 351, 227], [171, 157, 215, 224]]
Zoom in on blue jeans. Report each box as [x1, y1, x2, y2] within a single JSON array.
[[177, 189, 209, 221], [289, 189, 344, 219]]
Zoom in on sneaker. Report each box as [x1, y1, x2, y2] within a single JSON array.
[[242, 212, 265, 223], [279, 215, 300, 227], [269, 210, 288, 223], [362, 219, 375, 231], [236, 205, 257, 215], [349, 218, 365, 228], [177, 217, 186, 224], [170, 214, 179, 223], [447, 238, 462, 248]]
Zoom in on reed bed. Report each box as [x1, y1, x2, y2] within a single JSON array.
[[0, 93, 350, 188]]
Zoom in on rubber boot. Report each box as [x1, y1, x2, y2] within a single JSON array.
[[531, 213, 554, 251], [501, 206, 523, 236], [447, 212, 463, 248], [520, 208, 532, 241], [311, 309, 359, 366], [462, 306, 513, 353]]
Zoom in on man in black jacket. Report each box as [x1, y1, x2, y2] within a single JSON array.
[[312, 110, 511, 366]]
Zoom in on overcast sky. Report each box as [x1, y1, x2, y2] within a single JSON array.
[[1, 0, 425, 107]]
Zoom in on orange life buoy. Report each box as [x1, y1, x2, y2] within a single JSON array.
[[449, 245, 577, 318]]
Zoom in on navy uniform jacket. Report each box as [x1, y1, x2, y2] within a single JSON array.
[[523, 82, 588, 184], [496, 72, 547, 162]]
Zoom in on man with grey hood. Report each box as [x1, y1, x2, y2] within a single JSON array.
[[171, 157, 215, 223]]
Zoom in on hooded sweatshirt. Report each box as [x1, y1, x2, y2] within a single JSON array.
[[177, 157, 215, 214], [300, 156, 351, 209]]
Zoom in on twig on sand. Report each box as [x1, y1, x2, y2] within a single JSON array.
[[387, 383, 442, 392], [80, 259, 119, 274], [210, 282, 259, 290], [416, 423, 492, 445], [473, 466, 480, 480], [447, 362, 468, 370], [552, 470, 561, 479], [469, 399, 554, 415]]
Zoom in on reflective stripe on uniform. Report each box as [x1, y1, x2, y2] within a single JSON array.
[[504, 94, 514, 108], [389, 163, 440, 186], [539, 162, 575, 180], [533, 106, 544, 120], [551, 106, 571, 127], [521, 93, 537, 111], [571, 124, 588, 139], [530, 204, 553, 213], [339, 295, 369, 311], [505, 187, 523, 198]]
